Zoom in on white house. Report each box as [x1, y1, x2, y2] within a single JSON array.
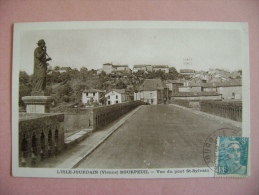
[[105, 89, 130, 105], [82, 89, 105, 104]]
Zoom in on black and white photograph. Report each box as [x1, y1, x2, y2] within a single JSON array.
[[12, 21, 250, 178]]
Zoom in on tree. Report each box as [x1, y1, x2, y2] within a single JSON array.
[[54, 66, 60, 71], [80, 67, 88, 81], [57, 83, 73, 99], [116, 80, 127, 89], [19, 71, 30, 84], [19, 71, 32, 106], [168, 67, 179, 80]]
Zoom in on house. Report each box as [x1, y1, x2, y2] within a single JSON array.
[[166, 80, 185, 95], [133, 65, 148, 72], [202, 80, 242, 100], [101, 63, 131, 74], [166, 80, 184, 96], [105, 89, 130, 105], [215, 80, 242, 100], [133, 65, 153, 72], [178, 82, 202, 93], [102, 63, 113, 74], [82, 89, 105, 105], [152, 65, 169, 73], [134, 79, 168, 105]]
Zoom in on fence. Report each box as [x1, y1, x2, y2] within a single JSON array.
[[200, 100, 242, 122]]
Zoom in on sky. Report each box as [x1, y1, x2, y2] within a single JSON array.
[[19, 24, 246, 75]]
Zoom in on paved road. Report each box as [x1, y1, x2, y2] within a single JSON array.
[[77, 105, 241, 169]]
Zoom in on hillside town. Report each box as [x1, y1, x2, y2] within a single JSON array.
[[18, 61, 243, 169], [20, 62, 242, 109], [17, 39, 244, 171]]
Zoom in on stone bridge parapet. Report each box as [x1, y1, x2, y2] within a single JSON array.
[[64, 101, 146, 131], [19, 113, 64, 167], [200, 100, 242, 122]]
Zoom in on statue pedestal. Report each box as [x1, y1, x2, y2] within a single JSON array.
[[22, 96, 54, 114]]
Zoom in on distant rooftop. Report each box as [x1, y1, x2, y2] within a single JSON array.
[[138, 79, 167, 91], [166, 80, 185, 84], [172, 91, 221, 97], [83, 89, 105, 93], [113, 65, 129, 67], [202, 80, 242, 87], [152, 65, 169, 68]]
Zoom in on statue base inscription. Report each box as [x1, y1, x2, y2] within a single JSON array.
[[22, 96, 53, 114]]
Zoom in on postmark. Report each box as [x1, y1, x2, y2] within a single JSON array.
[[215, 137, 249, 177], [203, 128, 241, 171]]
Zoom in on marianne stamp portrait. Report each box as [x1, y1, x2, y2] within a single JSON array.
[[12, 21, 250, 178], [216, 137, 249, 177]]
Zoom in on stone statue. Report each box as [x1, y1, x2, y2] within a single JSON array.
[[31, 39, 52, 96]]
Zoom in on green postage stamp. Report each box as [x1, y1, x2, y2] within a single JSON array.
[[215, 137, 249, 177]]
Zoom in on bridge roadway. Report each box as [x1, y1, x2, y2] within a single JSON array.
[[77, 105, 241, 169]]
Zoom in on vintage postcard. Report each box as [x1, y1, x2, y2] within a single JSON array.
[[12, 21, 250, 178]]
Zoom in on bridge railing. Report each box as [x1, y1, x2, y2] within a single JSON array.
[[64, 101, 145, 131], [93, 101, 145, 130], [19, 113, 64, 167], [200, 100, 242, 122]]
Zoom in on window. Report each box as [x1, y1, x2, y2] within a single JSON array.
[[116, 95, 118, 99], [116, 101, 118, 104], [108, 101, 111, 105], [108, 96, 110, 99], [93, 92, 95, 96], [86, 93, 88, 96]]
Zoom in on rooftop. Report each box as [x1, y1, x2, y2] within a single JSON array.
[[152, 65, 169, 68], [113, 65, 129, 67], [138, 79, 167, 91], [83, 89, 105, 93], [202, 80, 242, 87], [166, 80, 185, 84], [172, 91, 221, 97]]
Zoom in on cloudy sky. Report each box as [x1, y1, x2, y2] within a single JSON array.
[[18, 22, 247, 75]]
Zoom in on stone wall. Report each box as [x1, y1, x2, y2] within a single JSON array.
[[64, 101, 145, 131], [92, 101, 145, 130], [63, 108, 93, 131], [200, 100, 242, 122], [19, 113, 64, 167], [170, 99, 191, 108]]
